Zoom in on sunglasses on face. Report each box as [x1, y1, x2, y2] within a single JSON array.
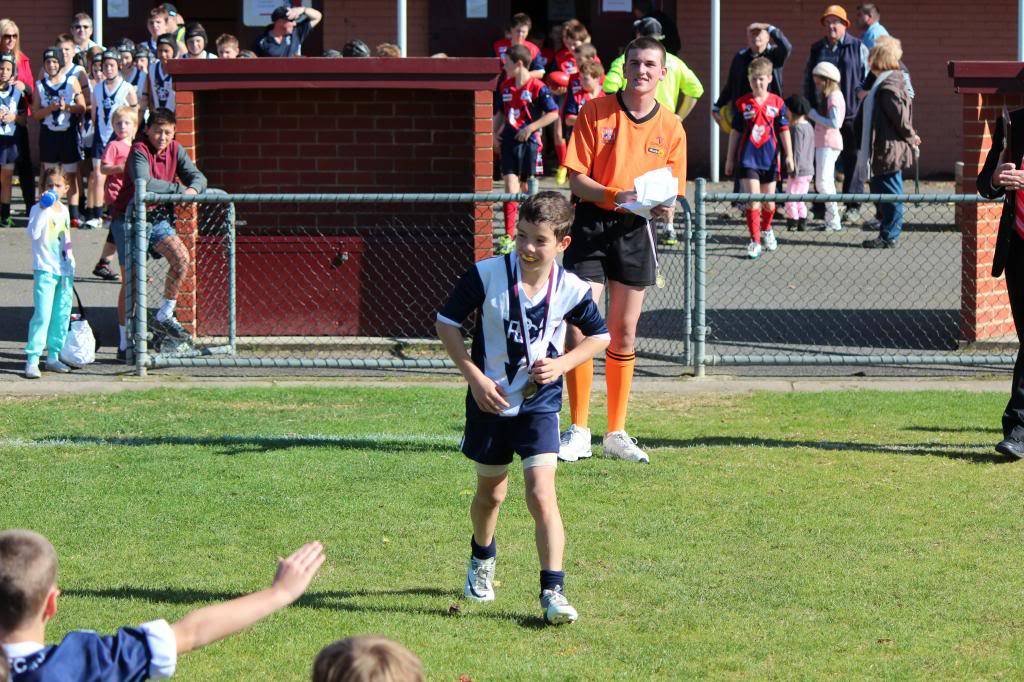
[[2, 34, 17, 39], [73, 25, 91, 30]]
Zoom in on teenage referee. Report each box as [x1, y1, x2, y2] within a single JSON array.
[[558, 36, 686, 464]]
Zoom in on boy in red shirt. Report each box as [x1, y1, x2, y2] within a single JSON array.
[[492, 45, 559, 252], [555, 45, 603, 185], [492, 13, 545, 79]]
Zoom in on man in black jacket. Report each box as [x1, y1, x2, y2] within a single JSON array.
[[978, 110, 1024, 458], [713, 23, 792, 126], [632, 0, 680, 56]]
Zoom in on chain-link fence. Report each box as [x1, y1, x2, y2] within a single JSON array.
[[125, 185, 695, 375], [689, 179, 1014, 374], [124, 180, 1012, 377]]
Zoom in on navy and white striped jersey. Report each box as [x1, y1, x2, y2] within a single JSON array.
[[438, 253, 609, 418], [36, 76, 76, 132], [5, 619, 177, 681]]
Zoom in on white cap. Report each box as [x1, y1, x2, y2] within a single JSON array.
[[811, 61, 841, 83]]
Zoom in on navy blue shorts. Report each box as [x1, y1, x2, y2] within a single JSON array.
[[0, 137, 18, 166], [91, 134, 110, 161], [39, 127, 81, 165], [461, 411, 560, 466], [499, 136, 539, 179]]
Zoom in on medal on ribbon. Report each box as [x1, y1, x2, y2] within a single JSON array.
[[507, 253, 556, 403]]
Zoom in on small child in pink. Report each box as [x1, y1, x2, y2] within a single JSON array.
[[98, 105, 138, 357], [784, 94, 814, 231]]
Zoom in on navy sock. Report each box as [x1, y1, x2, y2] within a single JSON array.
[[69, 205, 80, 220], [470, 535, 496, 560], [540, 569, 565, 592]]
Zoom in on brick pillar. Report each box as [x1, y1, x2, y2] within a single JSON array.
[[473, 88, 495, 261], [959, 92, 1019, 343], [171, 90, 199, 336]]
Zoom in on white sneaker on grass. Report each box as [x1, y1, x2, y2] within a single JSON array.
[[763, 229, 778, 252], [45, 358, 71, 373], [602, 431, 650, 463], [558, 424, 592, 462], [746, 241, 762, 259], [540, 587, 578, 625], [24, 361, 40, 379], [464, 555, 496, 602]]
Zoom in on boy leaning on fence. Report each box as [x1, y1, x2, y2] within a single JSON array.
[[1, 529, 325, 681], [110, 107, 207, 351], [435, 191, 610, 625]]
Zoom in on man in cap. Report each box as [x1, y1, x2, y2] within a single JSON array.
[[632, 0, 680, 55], [253, 4, 324, 57], [341, 40, 371, 58], [802, 4, 869, 220], [602, 17, 703, 122]]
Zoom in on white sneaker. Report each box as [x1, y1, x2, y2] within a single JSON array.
[[763, 229, 778, 252], [558, 424, 592, 462], [45, 358, 71, 373], [540, 587, 578, 625], [602, 431, 650, 463], [746, 241, 762, 259], [24, 361, 40, 379], [825, 223, 844, 232], [464, 555, 496, 602]]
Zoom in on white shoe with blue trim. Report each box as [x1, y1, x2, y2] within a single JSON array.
[[464, 555, 496, 602]]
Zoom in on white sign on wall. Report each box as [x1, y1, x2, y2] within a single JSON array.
[[601, 0, 632, 12], [244, 0, 313, 27], [108, 0, 129, 19]]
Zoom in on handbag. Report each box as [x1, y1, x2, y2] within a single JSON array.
[[60, 286, 98, 367]]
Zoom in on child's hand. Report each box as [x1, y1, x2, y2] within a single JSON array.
[[530, 357, 565, 385], [270, 541, 325, 604], [724, 159, 734, 177], [785, 156, 795, 175], [515, 125, 535, 142], [469, 375, 510, 414]]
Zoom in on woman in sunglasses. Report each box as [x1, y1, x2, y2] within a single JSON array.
[[0, 18, 36, 207]]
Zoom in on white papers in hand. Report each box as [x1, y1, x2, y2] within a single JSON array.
[[617, 167, 679, 219]]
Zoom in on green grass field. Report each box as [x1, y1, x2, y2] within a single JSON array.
[[2, 386, 1024, 680]]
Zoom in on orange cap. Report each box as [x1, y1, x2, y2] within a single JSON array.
[[820, 5, 850, 27]]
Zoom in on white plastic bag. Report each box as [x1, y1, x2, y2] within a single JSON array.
[[61, 317, 96, 367]]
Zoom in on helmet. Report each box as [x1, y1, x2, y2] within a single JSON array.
[[42, 46, 65, 69]]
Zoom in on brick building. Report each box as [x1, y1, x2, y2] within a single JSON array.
[[2, 0, 1020, 177]]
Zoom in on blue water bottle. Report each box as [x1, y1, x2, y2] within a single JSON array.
[[39, 190, 57, 209]]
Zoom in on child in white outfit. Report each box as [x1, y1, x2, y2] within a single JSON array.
[[809, 62, 845, 232], [24, 168, 75, 379]]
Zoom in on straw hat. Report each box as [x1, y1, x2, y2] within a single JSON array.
[[820, 5, 850, 27]]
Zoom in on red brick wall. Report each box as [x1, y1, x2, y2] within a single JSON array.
[[323, 0, 429, 56], [681, 1, 1017, 178], [176, 85, 492, 337], [959, 92, 1019, 342]]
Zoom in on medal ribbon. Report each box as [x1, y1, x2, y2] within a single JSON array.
[[505, 253, 556, 383]]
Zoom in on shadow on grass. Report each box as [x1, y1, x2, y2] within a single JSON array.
[[629, 435, 1013, 464], [43, 434, 458, 455], [65, 586, 546, 629], [905, 425, 1002, 434]]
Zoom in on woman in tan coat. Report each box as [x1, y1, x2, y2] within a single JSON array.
[[857, 37, 920, 248]]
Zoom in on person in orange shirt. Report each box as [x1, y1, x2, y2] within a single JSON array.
[[559, 36, 686, 464]]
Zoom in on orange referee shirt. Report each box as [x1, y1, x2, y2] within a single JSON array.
[[563, 92, 687, 211]]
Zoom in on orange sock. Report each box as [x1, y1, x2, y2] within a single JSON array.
[[566, 358, 593, 428], [605, 349, 635, 433]]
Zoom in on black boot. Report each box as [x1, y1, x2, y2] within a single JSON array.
[[796, 218, 806, 232], [786, 218, 796, 231]]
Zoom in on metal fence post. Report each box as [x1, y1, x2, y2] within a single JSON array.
[[527, 177, 539, 195], [682, 199, 693, 367], [133, 179, 148, 377], [228, 202, 237, 355], [693, 178, 707, 377]]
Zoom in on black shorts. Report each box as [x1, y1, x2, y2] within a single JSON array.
[[39, 127, 81, 165], [739, 166, 778, 184], [499, 136, 539, 179], [563, 202, 656, 287], [461, 411, 560, 465]]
